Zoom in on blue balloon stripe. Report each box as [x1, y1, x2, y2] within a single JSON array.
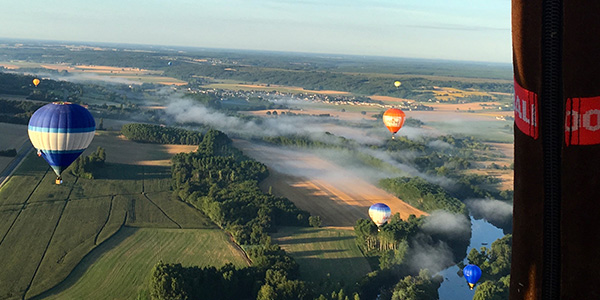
[[28, 126, 96, 133], [41, 151, 85, 176]]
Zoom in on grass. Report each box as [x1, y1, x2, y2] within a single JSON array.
[[0, 153, 49, 206], [271, 227, 371, 286], [0, 137, 230, 300], [0, 202, 65, 300], [37, 227, 248, 300]]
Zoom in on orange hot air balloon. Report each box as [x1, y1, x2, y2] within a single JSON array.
[[383, 108, 405, 139], [33, 78, 40, 87]]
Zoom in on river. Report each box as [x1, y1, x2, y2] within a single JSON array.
[[437, 216, 506, 299]]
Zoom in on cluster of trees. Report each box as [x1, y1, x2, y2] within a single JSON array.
[[121, 123, 204, 145], [352, 212, 469, 300], [0, 72, 43, 96], [0, 149, 17, 157], [150, 242, 308, 300], [379, 177, 466, 214], [354, 214, 421, 255], [172, 130, 309, 245], [467, 234, 512, 300], [0, 99, 43, 124], [262, 133, 353, 149], [388, 270, 443, 300], [69, 147, 106, 179]]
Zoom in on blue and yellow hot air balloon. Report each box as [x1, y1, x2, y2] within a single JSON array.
[[28, 102, 95, 184], [463, 264, 482, 290], [368, 203, 392, 227]]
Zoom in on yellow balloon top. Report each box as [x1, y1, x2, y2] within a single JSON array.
[[394, 81, 401, 88], [33, 78, 40, 87]]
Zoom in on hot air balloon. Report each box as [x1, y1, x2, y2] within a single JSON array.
[[28, 102, 95, 184], [369, 203, 391, 228], [394, 80, 401, 88], [383, 108, 406, 139], [167, 61, 172, 66], [33, 78, 40, 87], [463, 264, 482, 290]]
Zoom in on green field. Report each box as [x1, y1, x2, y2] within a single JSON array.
[[36, 227, 248, 300], [271, 227, 371, 285], [0, 142, 243, 299]]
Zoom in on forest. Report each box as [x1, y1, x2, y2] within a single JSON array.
[[121, 123, 204, 145], [468, 235, 512, 300]]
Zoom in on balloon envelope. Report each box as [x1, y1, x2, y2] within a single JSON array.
[[463, 264, 482, 289], [33, 78, 40, 87], [394, 80, 401, 88], [369, 203, 391, 227], [28, 102, 95, 177], [383, 108, 406, 134]]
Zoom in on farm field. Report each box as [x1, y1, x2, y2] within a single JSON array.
[[233, 140, 427, 228], [204, 80, 350, 95], [272, 227, 371, 285], [0, 61, 187, 86], [37, 227, 248, 300], [0, 130, 242, 300]]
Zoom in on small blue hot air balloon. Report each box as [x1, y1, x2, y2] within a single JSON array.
[[463, 264, 482, 290], [28, 102, 95, 184], [368, 203, 392, 227]]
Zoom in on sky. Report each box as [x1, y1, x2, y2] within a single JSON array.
[[0, 0, 511, 63]]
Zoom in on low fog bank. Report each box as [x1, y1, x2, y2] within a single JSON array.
[[466, 199, 513, 233], [423, 210, 471, 240]]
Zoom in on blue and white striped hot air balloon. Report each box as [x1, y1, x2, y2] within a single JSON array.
[[368, 203, 392, 227], [28, 102, 95, 184]]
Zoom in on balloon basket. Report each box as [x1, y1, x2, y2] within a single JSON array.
[[55, 178, 63, 185]]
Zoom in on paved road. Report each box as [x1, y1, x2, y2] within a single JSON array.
[[0, 141, 33, 188]]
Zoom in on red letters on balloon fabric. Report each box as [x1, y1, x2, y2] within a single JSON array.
[[565, 96, 600, 146], [514, 80, 539, 139]]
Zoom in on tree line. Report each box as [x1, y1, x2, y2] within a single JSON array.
[[0, 149, 17, 157], [0, 99, 43, 125], [121, 123, 204, 145], [379, 177, 466, 214], [352, 213, 469, 300], [69, 147, 106, 179], [468, 234, 512, 300]]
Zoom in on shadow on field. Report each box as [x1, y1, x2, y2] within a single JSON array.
[[290, 249, 346, 257], [276, 235, 354, 245], [293, 256, 372, 284], [31, 226, 138, 300], [92, 164, 170, 180]]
